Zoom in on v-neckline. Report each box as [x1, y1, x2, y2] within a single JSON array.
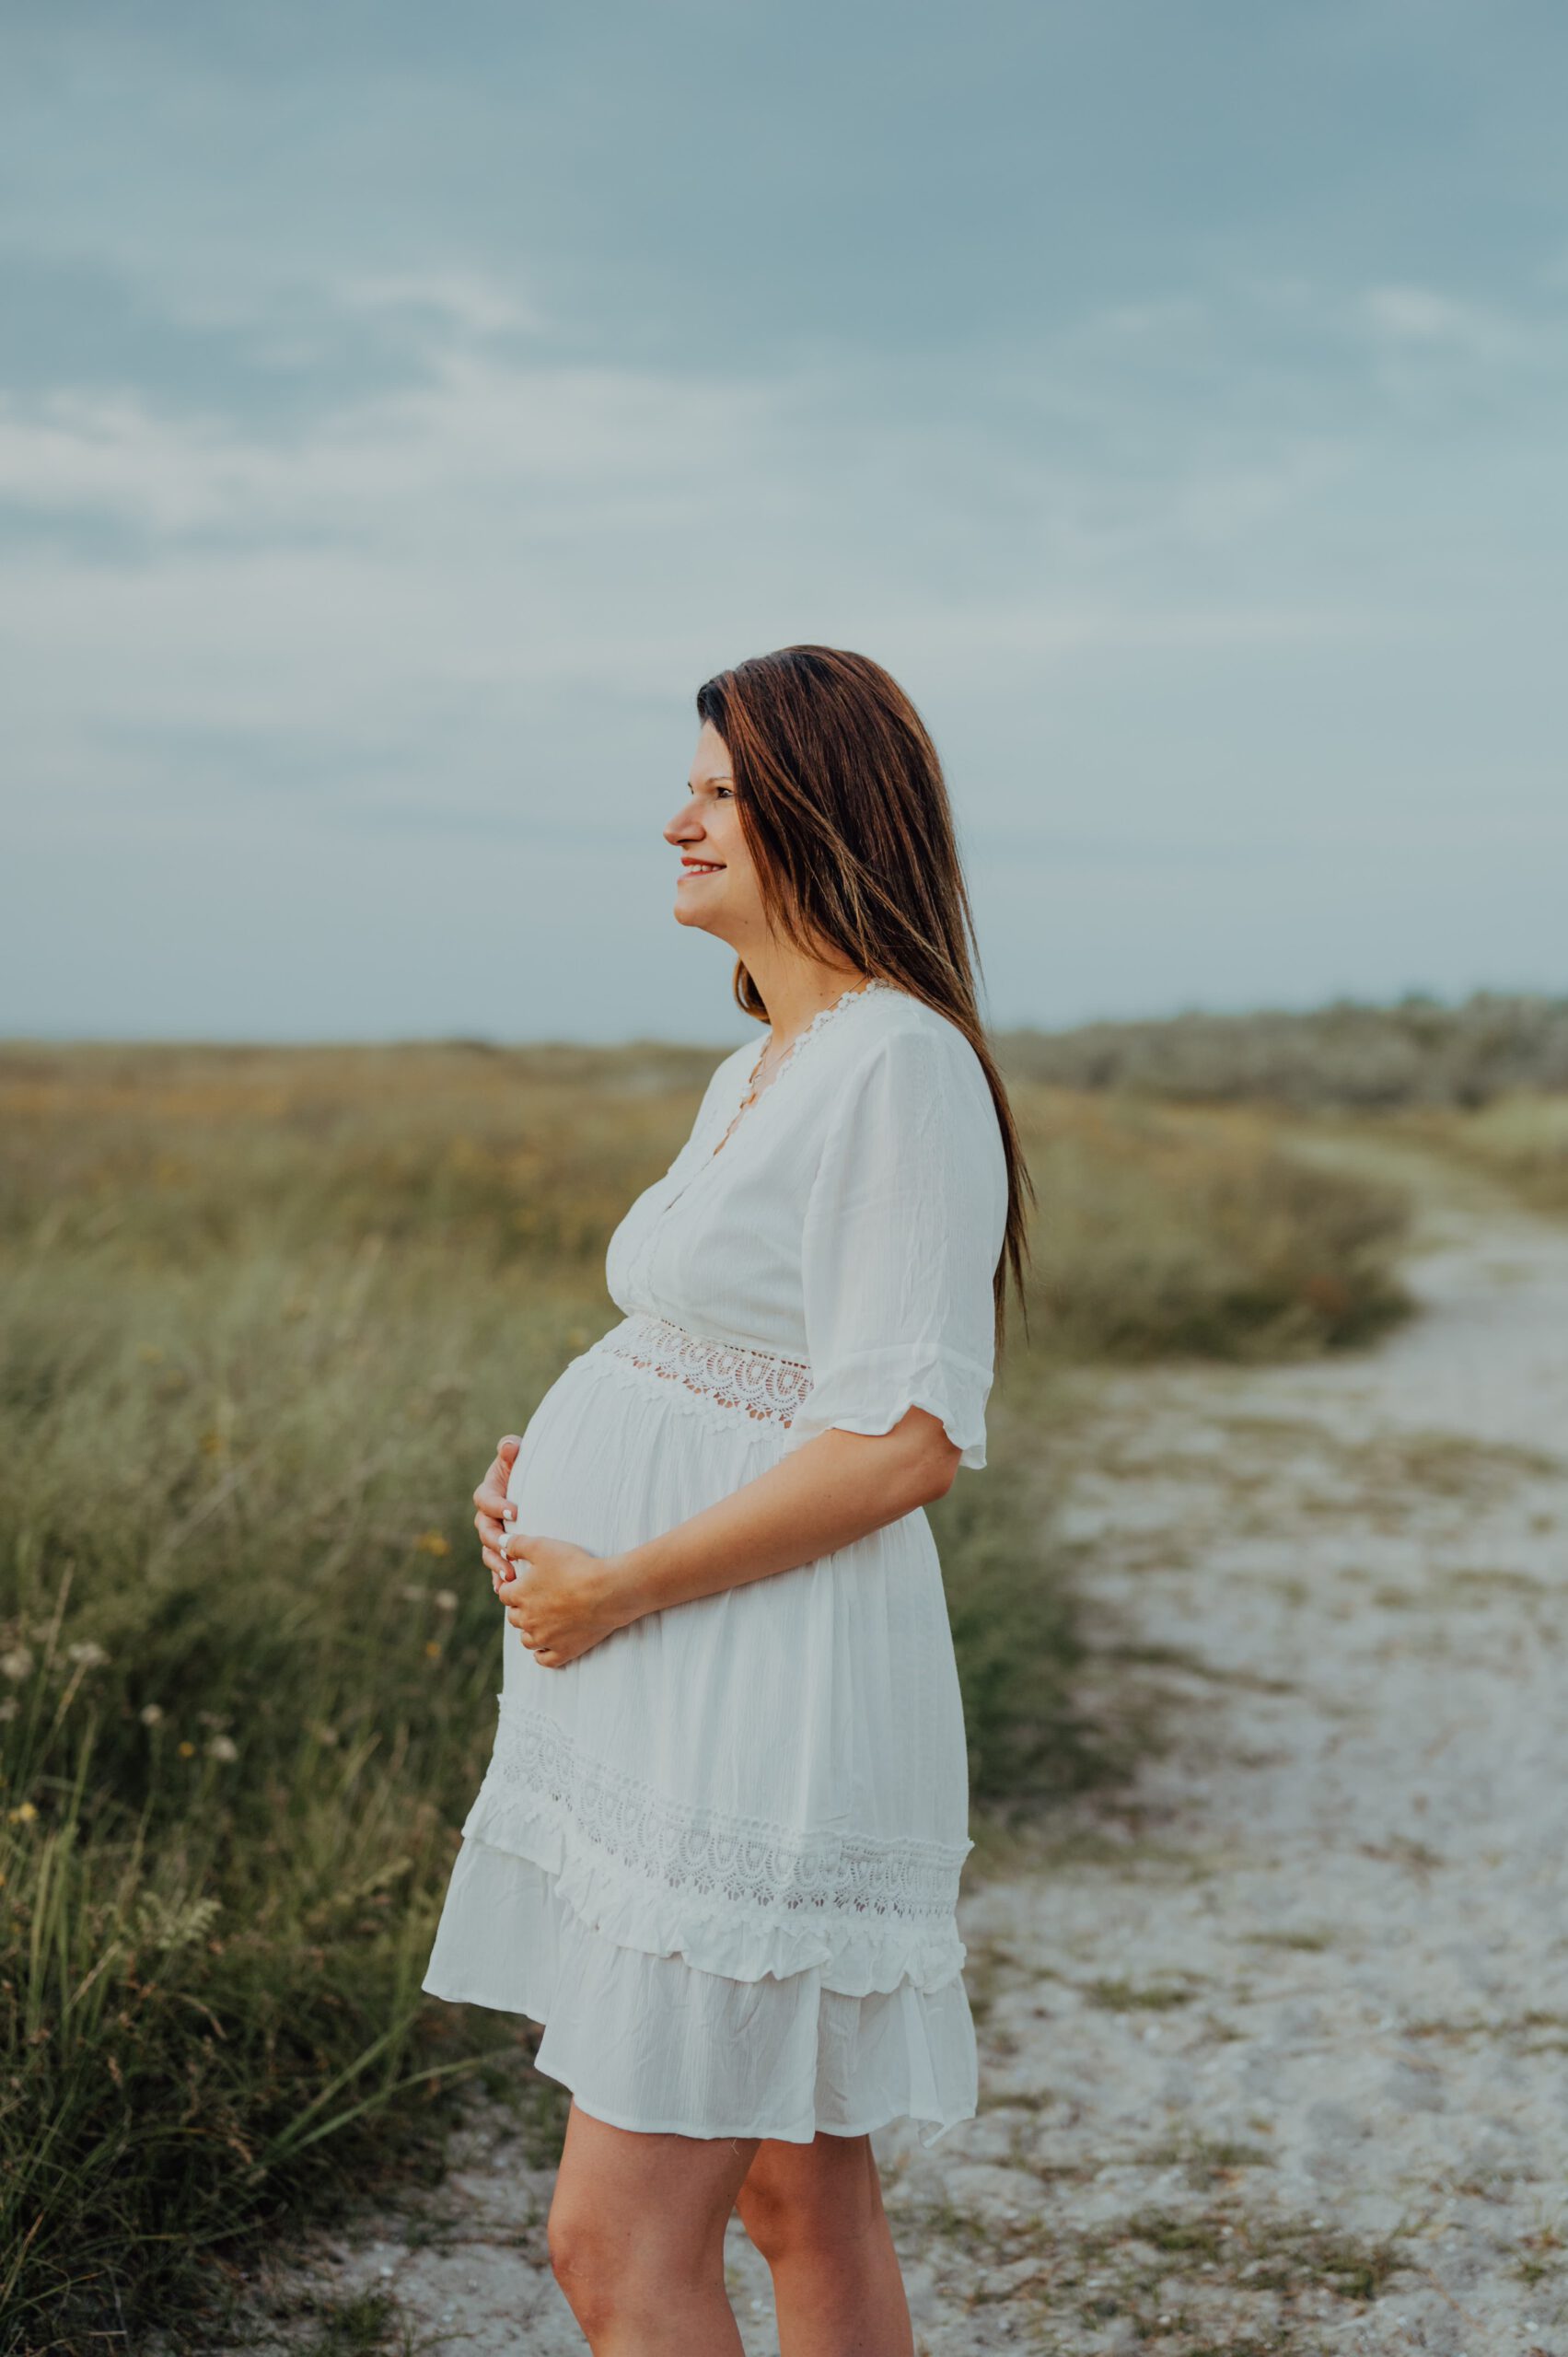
[[621, 978, 896, 1292], [706, 976, 890, 1161]]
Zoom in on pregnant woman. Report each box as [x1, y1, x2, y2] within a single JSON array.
[[424, 644, 1033, 2355]]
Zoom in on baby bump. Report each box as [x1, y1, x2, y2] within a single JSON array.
[[504, 1347, 792, 1563], [501, 1397, 968, 1845]]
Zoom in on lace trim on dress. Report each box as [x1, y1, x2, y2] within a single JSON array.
[[483, 1698, 970, 1919], [463, 1754, 970, 1998], [465, 1698, 971, 1993], [587, 1310, 813, 1430]]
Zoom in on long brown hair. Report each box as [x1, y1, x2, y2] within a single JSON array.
[[694, 644, 1035, 1353]]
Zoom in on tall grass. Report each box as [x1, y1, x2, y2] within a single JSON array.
[[1402, 1092, 1568, 1215], [1010, 1086, 1410, 1359], [0, 1043, 1411, 2349], [999, 990, 1568, 1108]]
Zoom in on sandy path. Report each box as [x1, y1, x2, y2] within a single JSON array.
[[232, 1151, 1568, 2357]]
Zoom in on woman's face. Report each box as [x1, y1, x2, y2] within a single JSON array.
[[666, 721, 763, 947]]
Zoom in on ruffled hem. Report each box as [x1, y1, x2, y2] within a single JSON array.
[[785, 1342, 995, 1471], [423, 1838, 978, 2148], [460, 1781, 970, 1999]]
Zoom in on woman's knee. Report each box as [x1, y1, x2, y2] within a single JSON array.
[[735, 2170, 796, 2265], [547, 2196, 622, 2334], [547, 2107, 757, 2338], [738, 2136, 881, 2267], [548, 2157, 740, 2332]]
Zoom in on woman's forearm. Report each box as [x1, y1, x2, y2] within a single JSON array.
[[608, 1408, 958, 1624]]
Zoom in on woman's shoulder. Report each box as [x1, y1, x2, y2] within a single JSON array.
[[810, 984, 1007, 1215], [842, 981, 994, 1099]]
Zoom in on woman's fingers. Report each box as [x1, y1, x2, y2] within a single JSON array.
[[470, 1437, 525, 1590], [505, 1612, 561, 1664], [475, 1497, 518, 1557], [473, 1438, 523, 1570], [472, 1436, 523, 1507], [499, 1602, 573, 1669], [476, 1517, 506, 1589]]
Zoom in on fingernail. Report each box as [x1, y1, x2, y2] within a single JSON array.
[[504, 1505, 517, 1523]]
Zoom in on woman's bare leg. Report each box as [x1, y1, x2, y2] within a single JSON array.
[[735, 2131, 914, 2357], [546, 2101, 760, 2355]]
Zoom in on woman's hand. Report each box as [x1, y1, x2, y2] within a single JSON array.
[[474, 1435, 523, 1595], [498, 1532, 632, 1669]]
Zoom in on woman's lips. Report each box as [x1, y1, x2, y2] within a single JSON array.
[[678, 862, 725, 880]]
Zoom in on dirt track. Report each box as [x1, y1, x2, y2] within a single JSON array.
[[233, 1148, 1568, 2357]]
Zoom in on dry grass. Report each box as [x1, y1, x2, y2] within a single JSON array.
[[1400, 1091, 1568, 1214], [1010, 1086, 1411, 1360], [998, 991, 1568, 1109]]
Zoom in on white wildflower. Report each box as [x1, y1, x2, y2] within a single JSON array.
[[67, 1641, 110, 1670], [139, 1702, 164, 1726], [205, 1734, 239, 1763], [1, 1647, 34, 1682], [136, 1891, 221, 1950]]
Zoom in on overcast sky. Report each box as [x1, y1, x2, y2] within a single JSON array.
[[2, 1, 1563, 1047]]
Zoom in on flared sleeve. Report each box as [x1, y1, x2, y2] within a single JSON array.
[[788, 1018, 1009, 1471]]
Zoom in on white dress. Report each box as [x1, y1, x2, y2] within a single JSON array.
[[422, 977, 1010, 2145]]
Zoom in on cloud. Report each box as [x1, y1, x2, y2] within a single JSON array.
[[0, 262, 1556, 871], [1355, 281, 1558, 375], [1362, 284, 1486, 343], [0, 352, 782, 539], [336, 269, 548, 341], [0, 273, 1388, 648]]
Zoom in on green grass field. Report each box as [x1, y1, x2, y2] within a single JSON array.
[[0, 1039, 1417, 2351]]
